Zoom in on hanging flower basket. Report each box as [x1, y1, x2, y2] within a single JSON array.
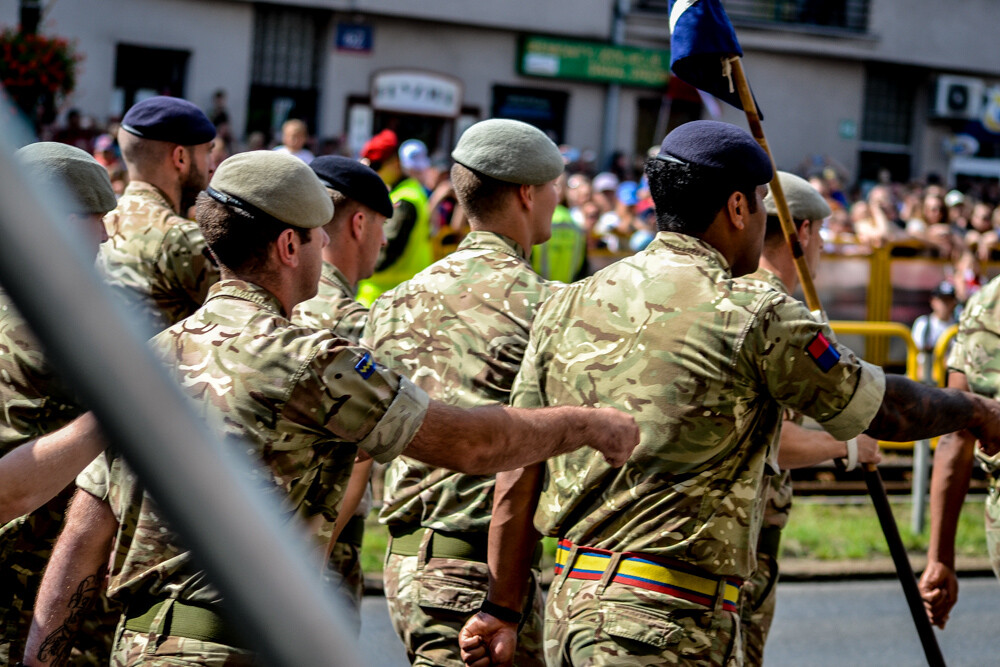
[[0, 27, 80, 127]]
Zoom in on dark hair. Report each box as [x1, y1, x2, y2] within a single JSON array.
[[451, 163, 521, 221], [646, 157, 758, 236], [196, 192, 311, 275]]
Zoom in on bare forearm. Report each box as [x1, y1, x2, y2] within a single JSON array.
[[777, 422, 847, 469], [0, 413, 104, 523], [487, 465, 544, 610], [24, 489, 116, 666], [866, 376, 984, 443], [927, 430, 976, 568], [330, 457, 372, 544], [406, 402, 637, 475]]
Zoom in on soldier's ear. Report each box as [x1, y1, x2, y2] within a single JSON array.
[[727, 191, 747, 231]]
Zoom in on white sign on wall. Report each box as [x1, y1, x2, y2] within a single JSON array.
[[371, 70, 462, 118]]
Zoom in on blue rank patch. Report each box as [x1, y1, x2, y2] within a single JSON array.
[[354, 352, 375, 379], [806, 331, 841, 372]]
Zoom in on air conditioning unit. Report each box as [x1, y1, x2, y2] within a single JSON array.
[[933, 75, 984, 119]]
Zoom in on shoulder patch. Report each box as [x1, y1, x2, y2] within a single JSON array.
[[806, 331, 841, 372], [354, 352, 376, 379]]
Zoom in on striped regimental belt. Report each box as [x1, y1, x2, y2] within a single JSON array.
[[554, 539, 742, 613]]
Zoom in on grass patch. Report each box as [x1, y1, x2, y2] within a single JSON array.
[[781, 499, 987, 560], [360, 500, 989, 574]]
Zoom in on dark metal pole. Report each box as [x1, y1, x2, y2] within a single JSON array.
[[864, 464, 946, 666], [0, 107, 360, 666]]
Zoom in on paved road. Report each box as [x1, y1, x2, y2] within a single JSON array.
[[357, 576, 1000, 665]]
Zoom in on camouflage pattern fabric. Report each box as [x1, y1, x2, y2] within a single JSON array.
[[366, 231, 560, 533], [111, 629, 257, 666], [0, 292, 120, 665], [737, 268, 799, 662], [325, 541, 364, 635], [76, 279, 428, 613], [543, 573, 741, 666], [292, 261, 368, 343], [365, 231, 558, 664], [97, 180, 219, 332], [946, 274, 1000, 580], [513, 232, 885, 663], [384, 552, 544, 667]]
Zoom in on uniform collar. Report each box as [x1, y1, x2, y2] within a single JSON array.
[[458, 230, 530, 261], [205, 279, 285, 315], [322, 261, 357, 296], [122, 180, 178, 214], [649, 231, 732, 274], [744, 266, 790, 295]]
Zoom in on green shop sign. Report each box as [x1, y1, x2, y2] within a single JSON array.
[[518, 35, 670, 88]]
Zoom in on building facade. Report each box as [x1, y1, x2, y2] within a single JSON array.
[[3, 0, 1000, 187]]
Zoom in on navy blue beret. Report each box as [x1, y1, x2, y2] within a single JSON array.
[[656, 120, 772, 186], [310, 156, 393, 219], [121, 96, 216, 145]]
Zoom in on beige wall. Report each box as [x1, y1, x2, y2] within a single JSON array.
[[0, 0, 254, 134]]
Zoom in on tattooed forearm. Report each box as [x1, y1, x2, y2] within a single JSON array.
[[865, 376, 977, 442], [36, 565, 107, 666]]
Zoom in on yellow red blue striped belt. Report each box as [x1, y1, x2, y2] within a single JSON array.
[[554, 539, 741, 613]]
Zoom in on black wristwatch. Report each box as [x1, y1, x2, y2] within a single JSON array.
[[480, 599, 523, 625]]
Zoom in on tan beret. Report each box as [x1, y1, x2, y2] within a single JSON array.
[[765, 171, 831, 221], [452, 119, 563, 185], [16, 142, 117, 215], [208, 151, 333, 229]]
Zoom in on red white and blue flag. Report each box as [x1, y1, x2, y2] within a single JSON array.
[[668, 0, 760, 116]]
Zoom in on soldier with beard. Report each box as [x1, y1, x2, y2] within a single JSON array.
[[98, 96, 220, 331]]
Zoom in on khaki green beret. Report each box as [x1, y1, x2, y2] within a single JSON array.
[[16, 142, 117, 215], [207, 151, 333, 229], [765, 171, 831, 221], [452, 119, 563, 185]]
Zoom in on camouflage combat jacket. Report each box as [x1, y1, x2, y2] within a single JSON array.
[[0, 291, 84, 616], [948, 275, 1000, 480], [739, 268, 798, 532], [292, 261, 368, 342], [76, 279, 429, 603], [513, 232, 884, 578], [366, 231, 560, 533], [0, 291, 82, 448], [97, 181, 219, 331]]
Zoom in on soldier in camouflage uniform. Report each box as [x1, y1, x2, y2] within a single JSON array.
[[921, 272, 1000, 628], [460, 121, 1000, 667], [97, 96, 219, 332], [24, 151, 639, 667], [738, 172, 881, 664], [0, 143, 120, 666], [365, 119, 565, 666], [292, 156, 395, 631]]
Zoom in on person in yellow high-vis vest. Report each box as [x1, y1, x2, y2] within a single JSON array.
[[531, 204, 586, 283], [357, 130, 432, 306]]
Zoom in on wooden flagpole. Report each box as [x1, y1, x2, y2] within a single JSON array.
[[727, 55, 946, 667]]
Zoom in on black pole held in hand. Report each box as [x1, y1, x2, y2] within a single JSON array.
[[728, 55, 947, 667]]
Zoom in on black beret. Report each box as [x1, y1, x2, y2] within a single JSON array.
[[656, 120, 772, 186], [310, 156, 393, 219], [121, 96, 216, 145]]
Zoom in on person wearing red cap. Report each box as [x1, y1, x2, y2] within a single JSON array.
[[356, 129, 433, 306]]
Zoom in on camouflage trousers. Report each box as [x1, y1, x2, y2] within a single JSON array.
[[739, 550, 779, 666], [985, 485, 1000, 581], [384, 551, 544, 667], [111, 629, 258, 667], [544, 565, 742, 666], [324, 541, 364, 635]]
